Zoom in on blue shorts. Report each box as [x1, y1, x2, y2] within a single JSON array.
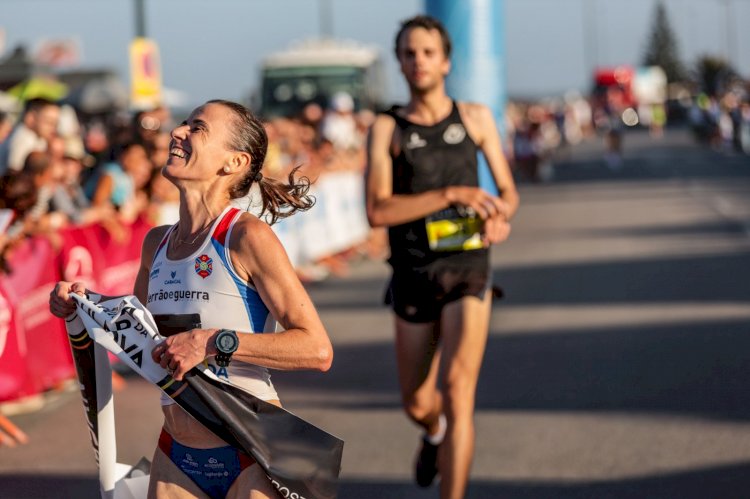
[[158, 429, 255, 499]]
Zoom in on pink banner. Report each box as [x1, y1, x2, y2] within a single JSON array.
[[92, 217, 151, 297], [0, 282, 38, 402], [2, 237, 73, 392], [0, 218, 152, 403]]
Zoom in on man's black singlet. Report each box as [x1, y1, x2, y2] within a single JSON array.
[[385, 101, 490, 323]]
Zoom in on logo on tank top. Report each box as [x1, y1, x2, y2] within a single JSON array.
[[194, 254, 213, 279], [406, 132, 427, 149], [443, 124, 466, 144], [163, 270, 182, 285]]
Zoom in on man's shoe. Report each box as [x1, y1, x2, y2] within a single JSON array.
[[415, 436, 439, 487]]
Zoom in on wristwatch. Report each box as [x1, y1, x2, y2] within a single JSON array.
[[214, 329, 239, 367]]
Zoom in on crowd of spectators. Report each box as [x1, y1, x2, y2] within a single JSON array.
[[0, 99, 174, 273], [688, 88, 750, 155], [0, 91, 380, 278], [505, 92, 595, 181], [7, 81, 742, 279]]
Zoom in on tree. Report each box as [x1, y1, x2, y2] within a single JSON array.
[[642, 1, 685, 82], [692, 55, 738, 97]]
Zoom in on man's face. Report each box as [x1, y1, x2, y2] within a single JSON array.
[[397, 27, 450, 94], [31, 105, 60, 141]]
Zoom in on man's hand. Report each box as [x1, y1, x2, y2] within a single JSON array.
[[151, 328, 219, 381], [482, 215, 511, 246], [445, 186, 509, 220]]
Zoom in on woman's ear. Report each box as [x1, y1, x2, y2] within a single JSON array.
[[231, 151, 251, 171]]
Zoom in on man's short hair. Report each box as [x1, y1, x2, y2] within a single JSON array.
[[23, 98, 58, 115], [394, 15, 452, 59]]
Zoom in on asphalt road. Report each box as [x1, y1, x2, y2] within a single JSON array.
[[2, 127, 749, 499]]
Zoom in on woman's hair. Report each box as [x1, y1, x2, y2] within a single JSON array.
[[207, 99, 314, 225]]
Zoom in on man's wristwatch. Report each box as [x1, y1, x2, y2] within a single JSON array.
[[214, 329, 239, 367]]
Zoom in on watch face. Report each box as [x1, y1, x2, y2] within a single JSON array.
[[217, 330, 238, 352]]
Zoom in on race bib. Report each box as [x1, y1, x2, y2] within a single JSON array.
[[425, 207, 483, 252]]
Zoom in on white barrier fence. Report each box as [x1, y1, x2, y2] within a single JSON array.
[[233, 170, 370, 269]]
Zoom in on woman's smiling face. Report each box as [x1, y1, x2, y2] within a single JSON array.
[[164, 103, 236, 181]]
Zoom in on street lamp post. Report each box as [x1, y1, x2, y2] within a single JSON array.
[[722, 0, 736, 66], [319, 0, 333, 38], [134, 0, 147, 38]]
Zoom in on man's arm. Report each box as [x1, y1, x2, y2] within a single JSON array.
[[365, 114, 504, 227], [461, 103, 520, 221]]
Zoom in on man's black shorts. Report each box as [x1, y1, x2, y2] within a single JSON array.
[[384, 255, 490, 323]]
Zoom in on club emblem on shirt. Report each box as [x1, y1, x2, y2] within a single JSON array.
[[443, 124, 466, 144], [406, 132, 427, 149], [195, 254, 213, 279]]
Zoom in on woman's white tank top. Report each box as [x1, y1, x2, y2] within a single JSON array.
[[147, 206, 279, 404]]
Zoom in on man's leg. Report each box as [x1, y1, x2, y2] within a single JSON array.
[[394, 316, 443, 437], [438, 290, 492, 499], [395, 315, 446, 487]]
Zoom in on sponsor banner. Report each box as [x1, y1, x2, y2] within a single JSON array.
[[57, 217, 150, 297], [270, 215, 303, 268], [320, 172, 369, 254], [0, 282, 38, 402], [129, 37, 163, 110], [92, 217, 151, 297], [34, 37, 81, 67], [3, 237, 73, 391], [57, 224, 105, 289], [274, 171, 370, 264], [0, 218, 151, 404]]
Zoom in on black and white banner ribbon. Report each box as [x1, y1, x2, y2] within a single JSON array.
[[69, 293, 343, 499], [65, 297, 150, 499]]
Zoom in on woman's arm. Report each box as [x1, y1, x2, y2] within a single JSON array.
[[151, 215, 333, 381]]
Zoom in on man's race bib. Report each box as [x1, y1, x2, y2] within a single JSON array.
[[425, 206, 483, 252]]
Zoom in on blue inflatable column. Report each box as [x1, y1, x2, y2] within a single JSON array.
[[426, 0, 506, 194]]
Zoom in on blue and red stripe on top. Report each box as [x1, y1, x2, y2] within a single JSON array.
[[212, 207, 241, 247]]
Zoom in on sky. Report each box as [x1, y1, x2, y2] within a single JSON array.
[[1, 0, 748, 108]]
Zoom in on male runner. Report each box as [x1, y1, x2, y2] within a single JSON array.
[[365, 15, 519, 499]]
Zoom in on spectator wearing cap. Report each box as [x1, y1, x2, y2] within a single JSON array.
[[321, 91, 361, 151]]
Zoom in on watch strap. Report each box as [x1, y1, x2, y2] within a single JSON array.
[[215, 351, 233, 367], [214, 329, 238, 367]]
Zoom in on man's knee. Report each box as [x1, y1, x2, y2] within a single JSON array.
[[441, 371, 478, 417], [402, 394, 437, 422]]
